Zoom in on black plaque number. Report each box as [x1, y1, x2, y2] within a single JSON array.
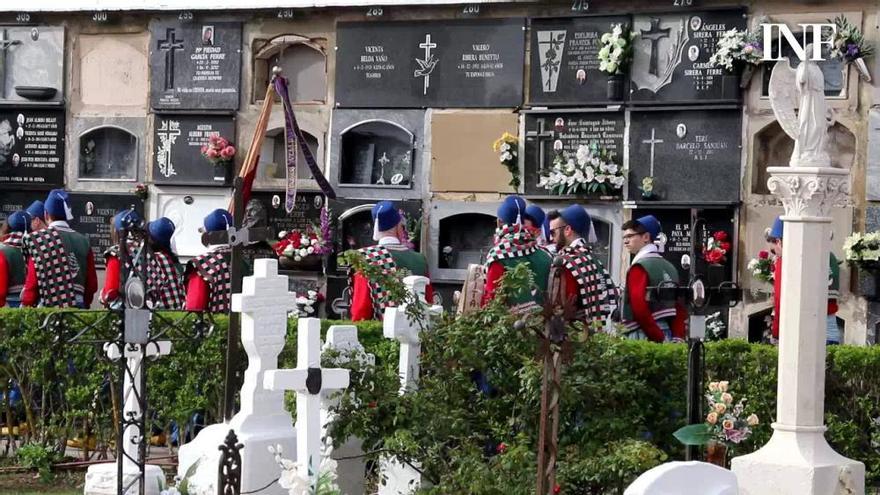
[[462, 5, 481, 15], [673, 0, 694, 6], [15, 12, 30, 23], [571, 0, 589, 12], [92, 11, 109, 23], [365, 7, 384, 17], [277, 9, 294, 19]]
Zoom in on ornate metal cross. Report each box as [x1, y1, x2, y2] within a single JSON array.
[[526, 118, 555, 176]]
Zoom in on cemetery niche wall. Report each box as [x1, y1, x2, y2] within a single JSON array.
[[258, 127, 323, 185], [252, 34, 327, 104], [240, 191, 326, 273], [152, 114, 235, 186], [629, 10, 746, 104], [335, 18, 525, 108], [0, 108, 64, 187], [522, 109, 625, 197], [529, 15, 630, 106], [66, 193, 146, 267], [429, 200, 501, 283], [71, 117, 146, 184], [151, 188, 231, 258], [149, 20, 242, 111], [627, 107, 742, 204], [329, 109, 426, 201], [0, 26, 65, 105]]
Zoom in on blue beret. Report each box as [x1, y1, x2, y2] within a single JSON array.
[[560, 204, 591, 239], [372, 201, 401, 232], [524, 204, 546, 227], [113, 209, 142, 230], [26, 200, 44, 220], [636, 215, 662, 240], [770, 216, 784, 240], [45, 189, 72, 220], [204, 209, 232, 233], [7, 211, 30, 233], [497, 195, 527, 225], [148, 217, 175, 250]]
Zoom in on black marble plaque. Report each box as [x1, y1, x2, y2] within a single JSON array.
[[634, 207, 736, 284], [0, 191, 39, 224], [327, 198, 423, 275], [67, 193, 146, 268], [149, 21, 242, 111], [335, 19, 525, 108], [240, 191, 326, 271], [523, 111, 625, 196], [629, 10, 746, 104], [529, 15, 630, 106], [0, 109, 64, 188], [152, 114, 235, 186], [627, 108, 741, 203]]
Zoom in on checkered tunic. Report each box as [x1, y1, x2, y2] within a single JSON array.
[[22, 228, 77, 308], [357, 245, 398, 320], [484, 224, 538, 265], [148, 251, 185, 310], [558, 243, 617, 322], [188, 247, 231, 313]]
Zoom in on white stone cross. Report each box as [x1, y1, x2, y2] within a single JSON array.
[[642, 127, 664, 177], [383, 275, 443, 394], [264, 318, 350, 486], [104, 339, 172, 473]]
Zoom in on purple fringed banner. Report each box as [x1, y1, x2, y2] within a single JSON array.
[[273, 76, 336, 213]]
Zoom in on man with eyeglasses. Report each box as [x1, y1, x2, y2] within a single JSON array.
[[481, 195, 551, 313], [619, 215, 687, 342], [546, 205, 617, 325]]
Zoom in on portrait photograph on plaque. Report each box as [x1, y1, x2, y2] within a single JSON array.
[[529, 15, 631, 106], [149, 20, 242, 111], [335, 19, 525, 108], [65, 193, 146, 267], [629, 9, 747, 104], [0, 109, 65, 188]]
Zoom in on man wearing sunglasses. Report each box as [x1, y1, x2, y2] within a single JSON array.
[[546, 205, 617, 325], [619, 215, 687, 342]]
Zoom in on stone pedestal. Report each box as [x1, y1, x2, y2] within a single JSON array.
[[732, 167, 864, 495]]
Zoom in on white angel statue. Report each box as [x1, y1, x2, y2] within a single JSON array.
[[768, 44, 832, 168]]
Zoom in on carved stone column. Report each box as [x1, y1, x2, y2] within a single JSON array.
[[732, 167, 864, 495]]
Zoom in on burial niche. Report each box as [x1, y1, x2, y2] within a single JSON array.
[[253, 35, 327, 103], [258, 128, 322, 182], [340, 120, 414, 187], [438, 213, 496, 270], [752, 121, 855, 194], [79, 126, 138, 180]]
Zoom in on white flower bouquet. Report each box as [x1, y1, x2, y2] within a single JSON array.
[[493, 132, 520, 189], [709, 28, 763, 72], [598, 23, 636, 75], [538, 144, 625, 196], [843, 231, 880, 270]]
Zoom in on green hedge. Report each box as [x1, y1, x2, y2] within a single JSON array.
[[0, 308, 878, 489]]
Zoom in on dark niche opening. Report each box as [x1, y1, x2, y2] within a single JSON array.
[[259, 128, 322, 182], [438, 213, 496, 269], [590, 217, 612, 271], [340, 121, 414, 187], [79, 126, 137, 180]]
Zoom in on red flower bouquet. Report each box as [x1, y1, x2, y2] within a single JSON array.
[[273, 208, 332, 261], [703, 231, 731, 265], [201, 135, 236, 165]]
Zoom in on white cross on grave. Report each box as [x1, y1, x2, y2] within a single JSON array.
[[84, 339, 171, 495], [642, 128, 664, 177], [264, 318, 350, 486], [383, 275, 443, 395]]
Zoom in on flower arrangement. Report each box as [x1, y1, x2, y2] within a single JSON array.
[[200, 135, 236, 166], [709, 28, 763, 72], [706, 311, 727, 341], [400, 210, 419, 249], [133, 183, 148, 200], [538, 144, 625, 196], [829, 15, 873, 62], [269, 443, 341, 495], [273, 208, 332, 262], [747, 250, 775, 283], [639, 176, 657, 200], [290, 290, 324, 318], [703, 231, 731, 265], [493, 132, 520, 189], [842, 231, 880, 270], [598, 23, 637, 75], [674, 380, 759, 448]]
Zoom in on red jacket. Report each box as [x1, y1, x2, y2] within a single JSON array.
[[626, 265, 687, 342], [21, 251, 98, 308], [100, 255, 122, 306], [185, 271, 211, 312], [351, 271, 435, 321], [0, 254, 8, 307]]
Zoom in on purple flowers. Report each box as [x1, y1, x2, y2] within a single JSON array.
[[846, 43, 860, 59]]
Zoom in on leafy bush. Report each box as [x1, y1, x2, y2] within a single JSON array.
[[17, 442, 60, 481]]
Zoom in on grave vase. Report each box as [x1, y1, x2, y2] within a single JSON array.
[[721, 74, 740, 100], [279, 254, 323, 271], [739, 64, 756, 89], [705, 441, 728, 468], [857, 264, 880, 301], [213, 161, 231, 183], [853, 57, 872, 82], [606, 73, 625, 101]]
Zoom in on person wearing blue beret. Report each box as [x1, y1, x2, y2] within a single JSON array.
[[547, 205, 618, 324], [185, 209, 233, 312], [0, 211, 30, 307], [21, 189, 97, 308], [350, 200, 434, 321], [481, 195, 552, 313], [619, 215, 687, 343]]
